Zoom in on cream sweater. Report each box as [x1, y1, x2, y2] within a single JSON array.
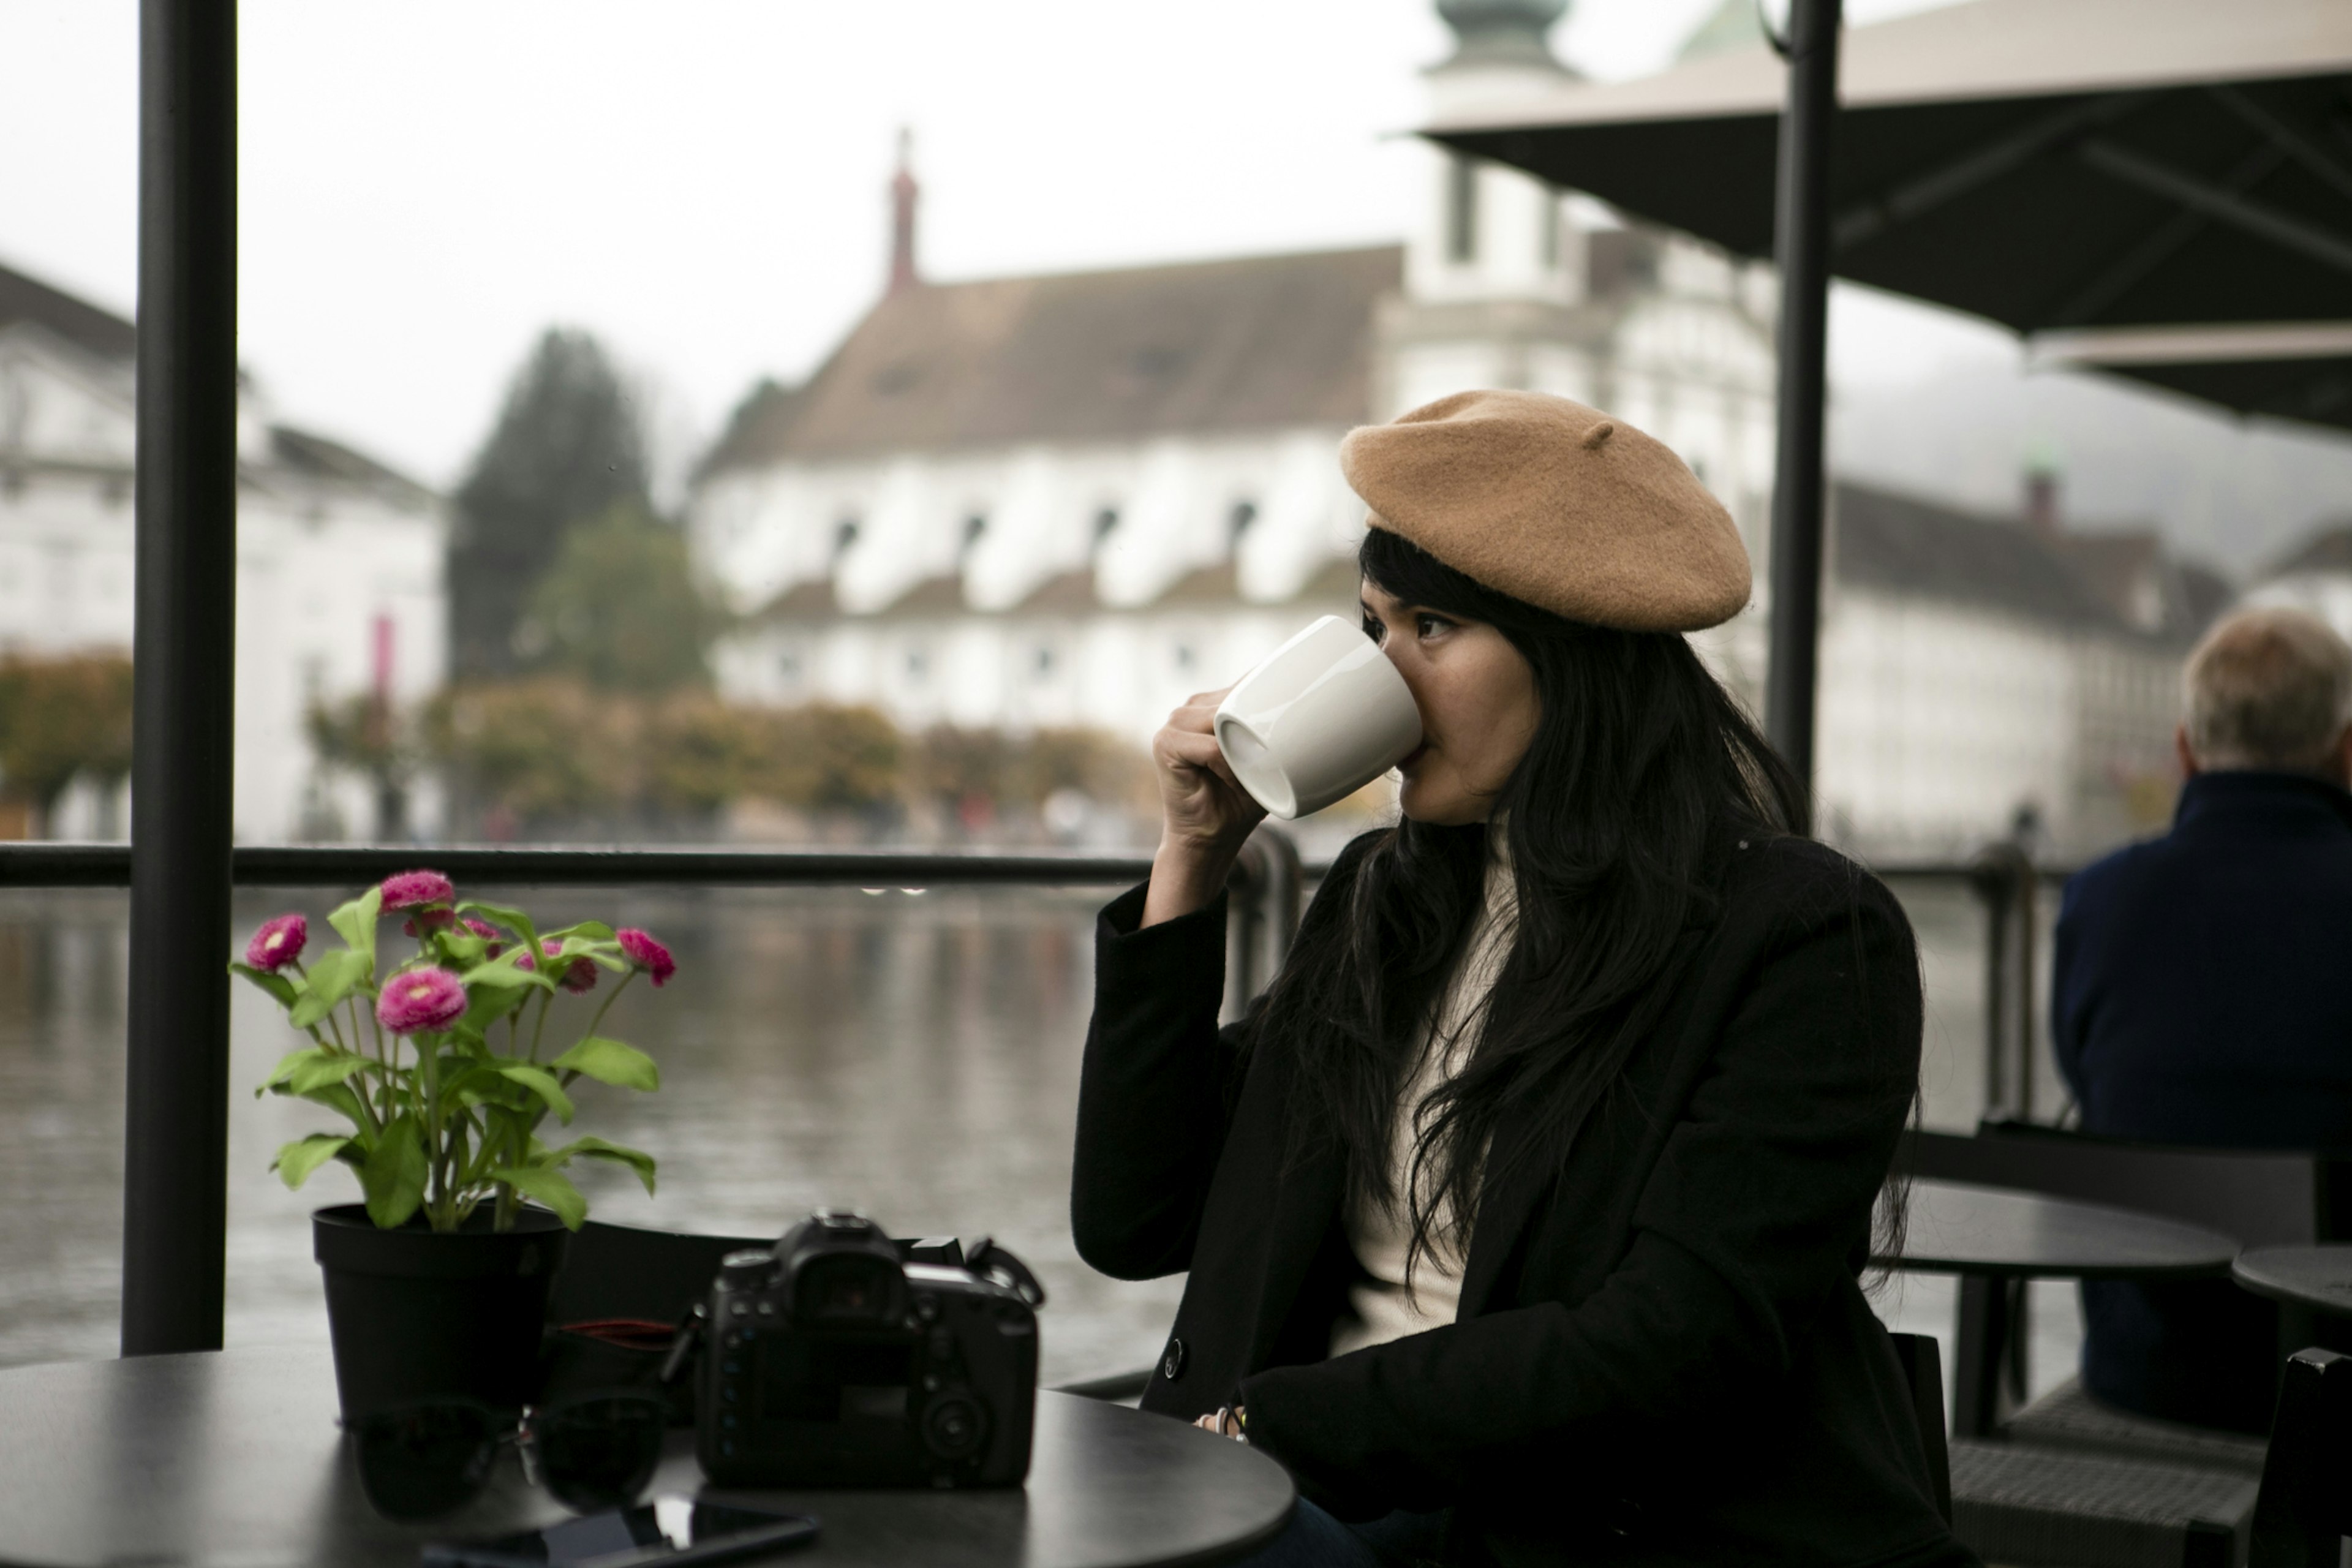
[[1329, 839, 1518, 1358]]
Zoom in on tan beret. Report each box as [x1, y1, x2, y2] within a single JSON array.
[[1338, 390, 1751, 633]]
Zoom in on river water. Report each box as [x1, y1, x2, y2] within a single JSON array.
[[0, 875, 2077, 1406]]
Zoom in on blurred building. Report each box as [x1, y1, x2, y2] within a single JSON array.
[[690, 0, 2220, 858], [0, 260, 445, 842], [692, 1, 1775, 728], [2241, 519, 2352, 644], [1820, 477, 2228, 858]]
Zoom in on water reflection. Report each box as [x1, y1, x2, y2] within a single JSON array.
[[0, 876, 2075, 1404], [0, 884, 1183, 1385]]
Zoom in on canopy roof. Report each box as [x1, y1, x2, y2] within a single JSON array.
[[1430, 0, 2352, 428]]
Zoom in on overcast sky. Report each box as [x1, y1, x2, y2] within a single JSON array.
[[1, 0, 2001, 493]]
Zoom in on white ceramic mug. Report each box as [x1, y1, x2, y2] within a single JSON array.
[[1214, 616, 1423, 820]]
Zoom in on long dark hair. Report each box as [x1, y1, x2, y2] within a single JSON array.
[[1253, 527, 1809, 1278]]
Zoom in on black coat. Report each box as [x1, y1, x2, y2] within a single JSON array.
[[1072, 832, 1971, 1567], [2053, 770, 2352, 1430]]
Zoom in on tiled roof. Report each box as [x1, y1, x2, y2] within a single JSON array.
[[1008, 567, 1099, 616], [873, 574, 968, 619], [751, 577, 842, 622], [0, 260, 134, 363], [704, 246, 1403, 469], [2266, 520, 2352, 579], [1833, 481, 2123, 630]]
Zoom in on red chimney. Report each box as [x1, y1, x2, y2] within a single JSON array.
[[888, 129, 919, 296]]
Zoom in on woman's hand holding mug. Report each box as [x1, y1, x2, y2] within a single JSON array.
[[1142, 685, 1267, 928]]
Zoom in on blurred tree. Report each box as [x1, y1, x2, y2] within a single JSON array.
[[424, 678, 636, 831], [763, 704, 903, 812], [450, 328, 650, 678], [0, 652, 135, 831], [518, 501, 718, 693]]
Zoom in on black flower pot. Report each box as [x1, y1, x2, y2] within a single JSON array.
[[313, 1204, 570, 1420]]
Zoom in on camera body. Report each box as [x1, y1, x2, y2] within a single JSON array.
[[695, 1210, 1037, 1489]]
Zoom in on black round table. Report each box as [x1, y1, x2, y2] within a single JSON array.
[[0, 1345, 1295, 1568], [1880, 1178, 2239, 1280], [2231, 1244, 2352, 1317], [1875, 1178, 2238, 1436]]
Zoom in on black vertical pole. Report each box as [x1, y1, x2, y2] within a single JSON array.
[[1762, 0, 1842, 809], [123, 0, 238, 1358]]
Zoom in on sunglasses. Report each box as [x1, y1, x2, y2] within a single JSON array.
[[349, 1391, 669, 1520]]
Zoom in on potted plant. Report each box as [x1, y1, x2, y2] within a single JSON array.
[[233, 869, 674, 1417]]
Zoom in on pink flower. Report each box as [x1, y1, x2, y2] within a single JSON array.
[[617, 928, 676, 987], [541, 939, 598, 995], [375, 968, 468, 1033], [462, 916, 505, 957], [244, 913, 307, 973], [379, 869, 455, 911]]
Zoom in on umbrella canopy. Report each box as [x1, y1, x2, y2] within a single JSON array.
[[2031, 320, 2352, 431], [1430, 0, 2352, 421]]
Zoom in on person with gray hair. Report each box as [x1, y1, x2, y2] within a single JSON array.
[[2054, 603, 2352, 1433]]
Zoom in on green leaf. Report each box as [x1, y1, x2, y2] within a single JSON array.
[[360, 1115, 428, 1228], [327, 886, 383, 978], [285, 1051, 371, 1097], [300, 1080, 375, 1138], [540, 921, 614, 943], [289, 948, 366, 1027], [260, 1046, 328, 1093], [460, 961, 548, 992], [458, 900, 539, 959], [493, 1063, 575, 1125], [230, 962, 300, 1008], [551, 1037, 660, 1093], [488, 1163, 587, 1230], [271, 1134, 352, 1191], [545, 1136, 657, 1196]]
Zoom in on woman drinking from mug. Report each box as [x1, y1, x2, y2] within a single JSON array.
[[1071, 391, 1969, 1567]]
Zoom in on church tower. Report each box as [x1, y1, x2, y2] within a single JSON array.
[[1384, 0, 1596, 415]]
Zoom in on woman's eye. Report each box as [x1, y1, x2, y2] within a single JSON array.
[[1362, 617, 1384, 644], [1415, 613, 1453, 639]]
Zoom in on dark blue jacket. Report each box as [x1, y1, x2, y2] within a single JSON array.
[[2052, 770, 2352, 1429]]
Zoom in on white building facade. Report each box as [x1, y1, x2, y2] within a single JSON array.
[[690, 0, 2215, 860], [0, 263, 447, 842]]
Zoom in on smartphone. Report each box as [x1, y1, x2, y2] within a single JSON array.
[[421, 1496, 818, 1568]]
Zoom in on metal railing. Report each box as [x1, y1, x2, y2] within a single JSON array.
[[3, 831, 2067, 1116]]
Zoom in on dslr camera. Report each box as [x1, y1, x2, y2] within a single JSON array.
[[695, 1210, 1040, 1489]]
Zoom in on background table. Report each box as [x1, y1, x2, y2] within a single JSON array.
[[0, 1345, 1295, 1568], [1876, 1178, 2238, 1434], [2231, 1244, 2352, 1318]]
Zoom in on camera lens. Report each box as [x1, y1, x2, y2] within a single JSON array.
[[921, 1396, 987, 1459], [350, 1400, 500, 1520], [532, 1394, 668, 1513]]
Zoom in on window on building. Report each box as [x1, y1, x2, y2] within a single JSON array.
[[1447, 154, 1479, 265], [1034, 646, 1055, 679], [905, 648, 928, 681], [778, 650, 801, 681], [1174, 643, 1195, 671], [962, 513, 988, 557], [1092, 507, 1120, 549], [1542, 189, 1562, 269], [834, 517, 861, 557], [1228, 500, 1258, 548]]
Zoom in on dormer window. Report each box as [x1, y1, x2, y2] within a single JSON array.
[[961, 513, 988, 559], [1092, 507, 1120, 549], [1542, 189, 1562, 269], [1228, 500, 1258, 548], [834, 517, 861, 558], [1447, 154, 1479, 264]]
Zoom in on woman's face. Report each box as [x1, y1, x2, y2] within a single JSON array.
[[1361, 578, 1541, 826]]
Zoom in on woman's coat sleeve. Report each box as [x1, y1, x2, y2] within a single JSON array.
[[1069, 883, 1253, 1280]]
